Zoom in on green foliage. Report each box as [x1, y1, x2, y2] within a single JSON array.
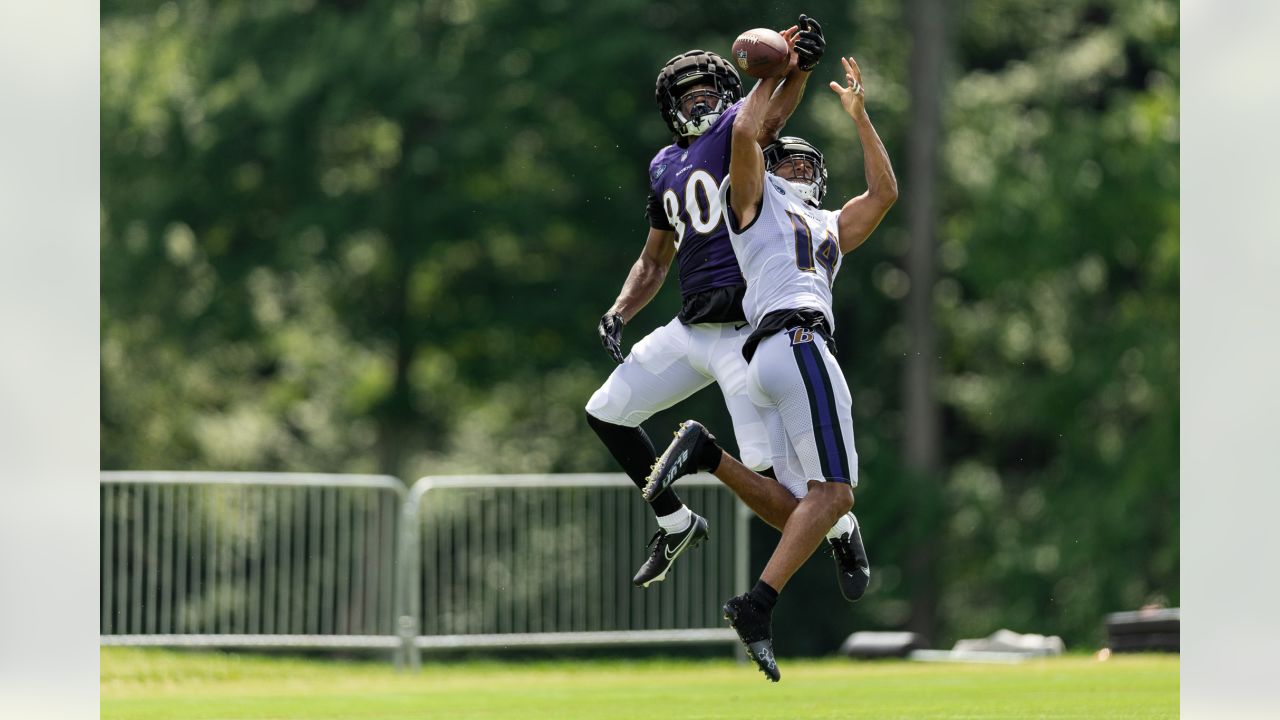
[[933, 0, 1180, 647], [102, 0, 1178, 652]]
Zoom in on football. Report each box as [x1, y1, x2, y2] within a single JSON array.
[[731, 28, 791, 79]]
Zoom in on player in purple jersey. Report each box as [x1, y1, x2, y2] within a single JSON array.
[[586, 17, 857, 591], [645, 54, 898, 681]]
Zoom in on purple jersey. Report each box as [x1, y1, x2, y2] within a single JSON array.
[[648, 100, 745, 300]]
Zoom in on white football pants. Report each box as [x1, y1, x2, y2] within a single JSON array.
[[747, 328, 859, 499], [586, 317, 771, 471]]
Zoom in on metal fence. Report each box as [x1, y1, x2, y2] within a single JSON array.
[[399, 473, 749, 667], [100, 471, 750, 666], [99, 472, 404, 653]]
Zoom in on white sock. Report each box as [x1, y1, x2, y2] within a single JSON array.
[[657, 505, 693, 534], [826, 512, 856, 541]]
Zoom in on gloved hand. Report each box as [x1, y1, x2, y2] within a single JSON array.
[[598, 312, 626, 364], [795, 14, 826, 72]]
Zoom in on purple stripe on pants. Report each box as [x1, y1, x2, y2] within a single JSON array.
[[797, 339, 847, 480]]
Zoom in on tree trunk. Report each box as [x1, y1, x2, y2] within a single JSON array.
[[904, 0, 949, 645], [378, 251, 414, 478]]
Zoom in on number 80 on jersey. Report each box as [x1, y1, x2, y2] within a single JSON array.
[[662, 169, 722, 249]]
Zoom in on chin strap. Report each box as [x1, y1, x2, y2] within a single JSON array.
[[788, 180, 821, 206], [677, 111, 722, 137], [675, 95, 728, 138]]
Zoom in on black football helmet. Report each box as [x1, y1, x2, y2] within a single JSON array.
[[764, 135, 828, 206], [655, 50, 743, 139]]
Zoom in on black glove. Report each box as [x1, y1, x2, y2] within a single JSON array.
[[598, 312, 626, 364], [794, 14, 825, 72]]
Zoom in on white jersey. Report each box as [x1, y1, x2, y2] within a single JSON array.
[[718, 172, 843, 332]]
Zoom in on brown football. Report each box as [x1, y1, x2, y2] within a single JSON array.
[[731, 28, 790, 79]]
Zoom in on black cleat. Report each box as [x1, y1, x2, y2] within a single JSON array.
[[829, 513, 871, 602], [642, 420, 717, 502], [631, 513, 709, 587], [723, 593, 780, 682]]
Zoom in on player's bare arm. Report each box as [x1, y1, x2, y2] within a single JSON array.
[[607, 227, 677, 323], [597, 227, 676, 363], [830, 56, 898, 255], [729, 69, 792, 230], [760, 15, 825, 141], [759, 25, 804, 141]]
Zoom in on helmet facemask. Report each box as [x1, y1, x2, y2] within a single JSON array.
[[671, 76, 732, 137], [764, 136, 828, 207], [773, 156, 823, 205], [655, 51, 743, 140]]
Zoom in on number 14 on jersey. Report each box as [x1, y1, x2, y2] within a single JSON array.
[[786, 208, 838, 284]]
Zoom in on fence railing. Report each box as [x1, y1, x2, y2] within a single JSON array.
[[99, 472, 405, 654], [100, 471, 750, 667], [399, 473, 749, 668]]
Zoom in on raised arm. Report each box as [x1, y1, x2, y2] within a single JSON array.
[[830, 56, 898, 255], [760, 15, 826, 142], [760, 65, 807, 143], [729, 62, 792, 231]]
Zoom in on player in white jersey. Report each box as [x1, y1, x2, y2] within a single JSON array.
[[586, 19, 839, 592], [644, 55, 898, 681]]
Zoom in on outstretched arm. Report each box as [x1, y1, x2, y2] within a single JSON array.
[[729, 72, 789, 230], [730, 29, 805, 231], [830, 56, 898, 255], [759, 27, 806, 142], [760, 15, 826, 142]]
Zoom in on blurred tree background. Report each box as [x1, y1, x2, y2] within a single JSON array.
[[101, 0, 1178, 652]]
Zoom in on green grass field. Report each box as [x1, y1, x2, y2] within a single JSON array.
[[101, 647, 1178, 719]]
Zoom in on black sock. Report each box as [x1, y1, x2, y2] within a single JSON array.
[[586, 412, 683, 516], [748, 579, 779, 612]]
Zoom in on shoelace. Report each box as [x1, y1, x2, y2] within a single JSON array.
[[644, 529, 667, 559], [830, 534, 857, 570]]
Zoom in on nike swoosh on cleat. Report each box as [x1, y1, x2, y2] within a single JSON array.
[[663, 524, 699, 561]]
